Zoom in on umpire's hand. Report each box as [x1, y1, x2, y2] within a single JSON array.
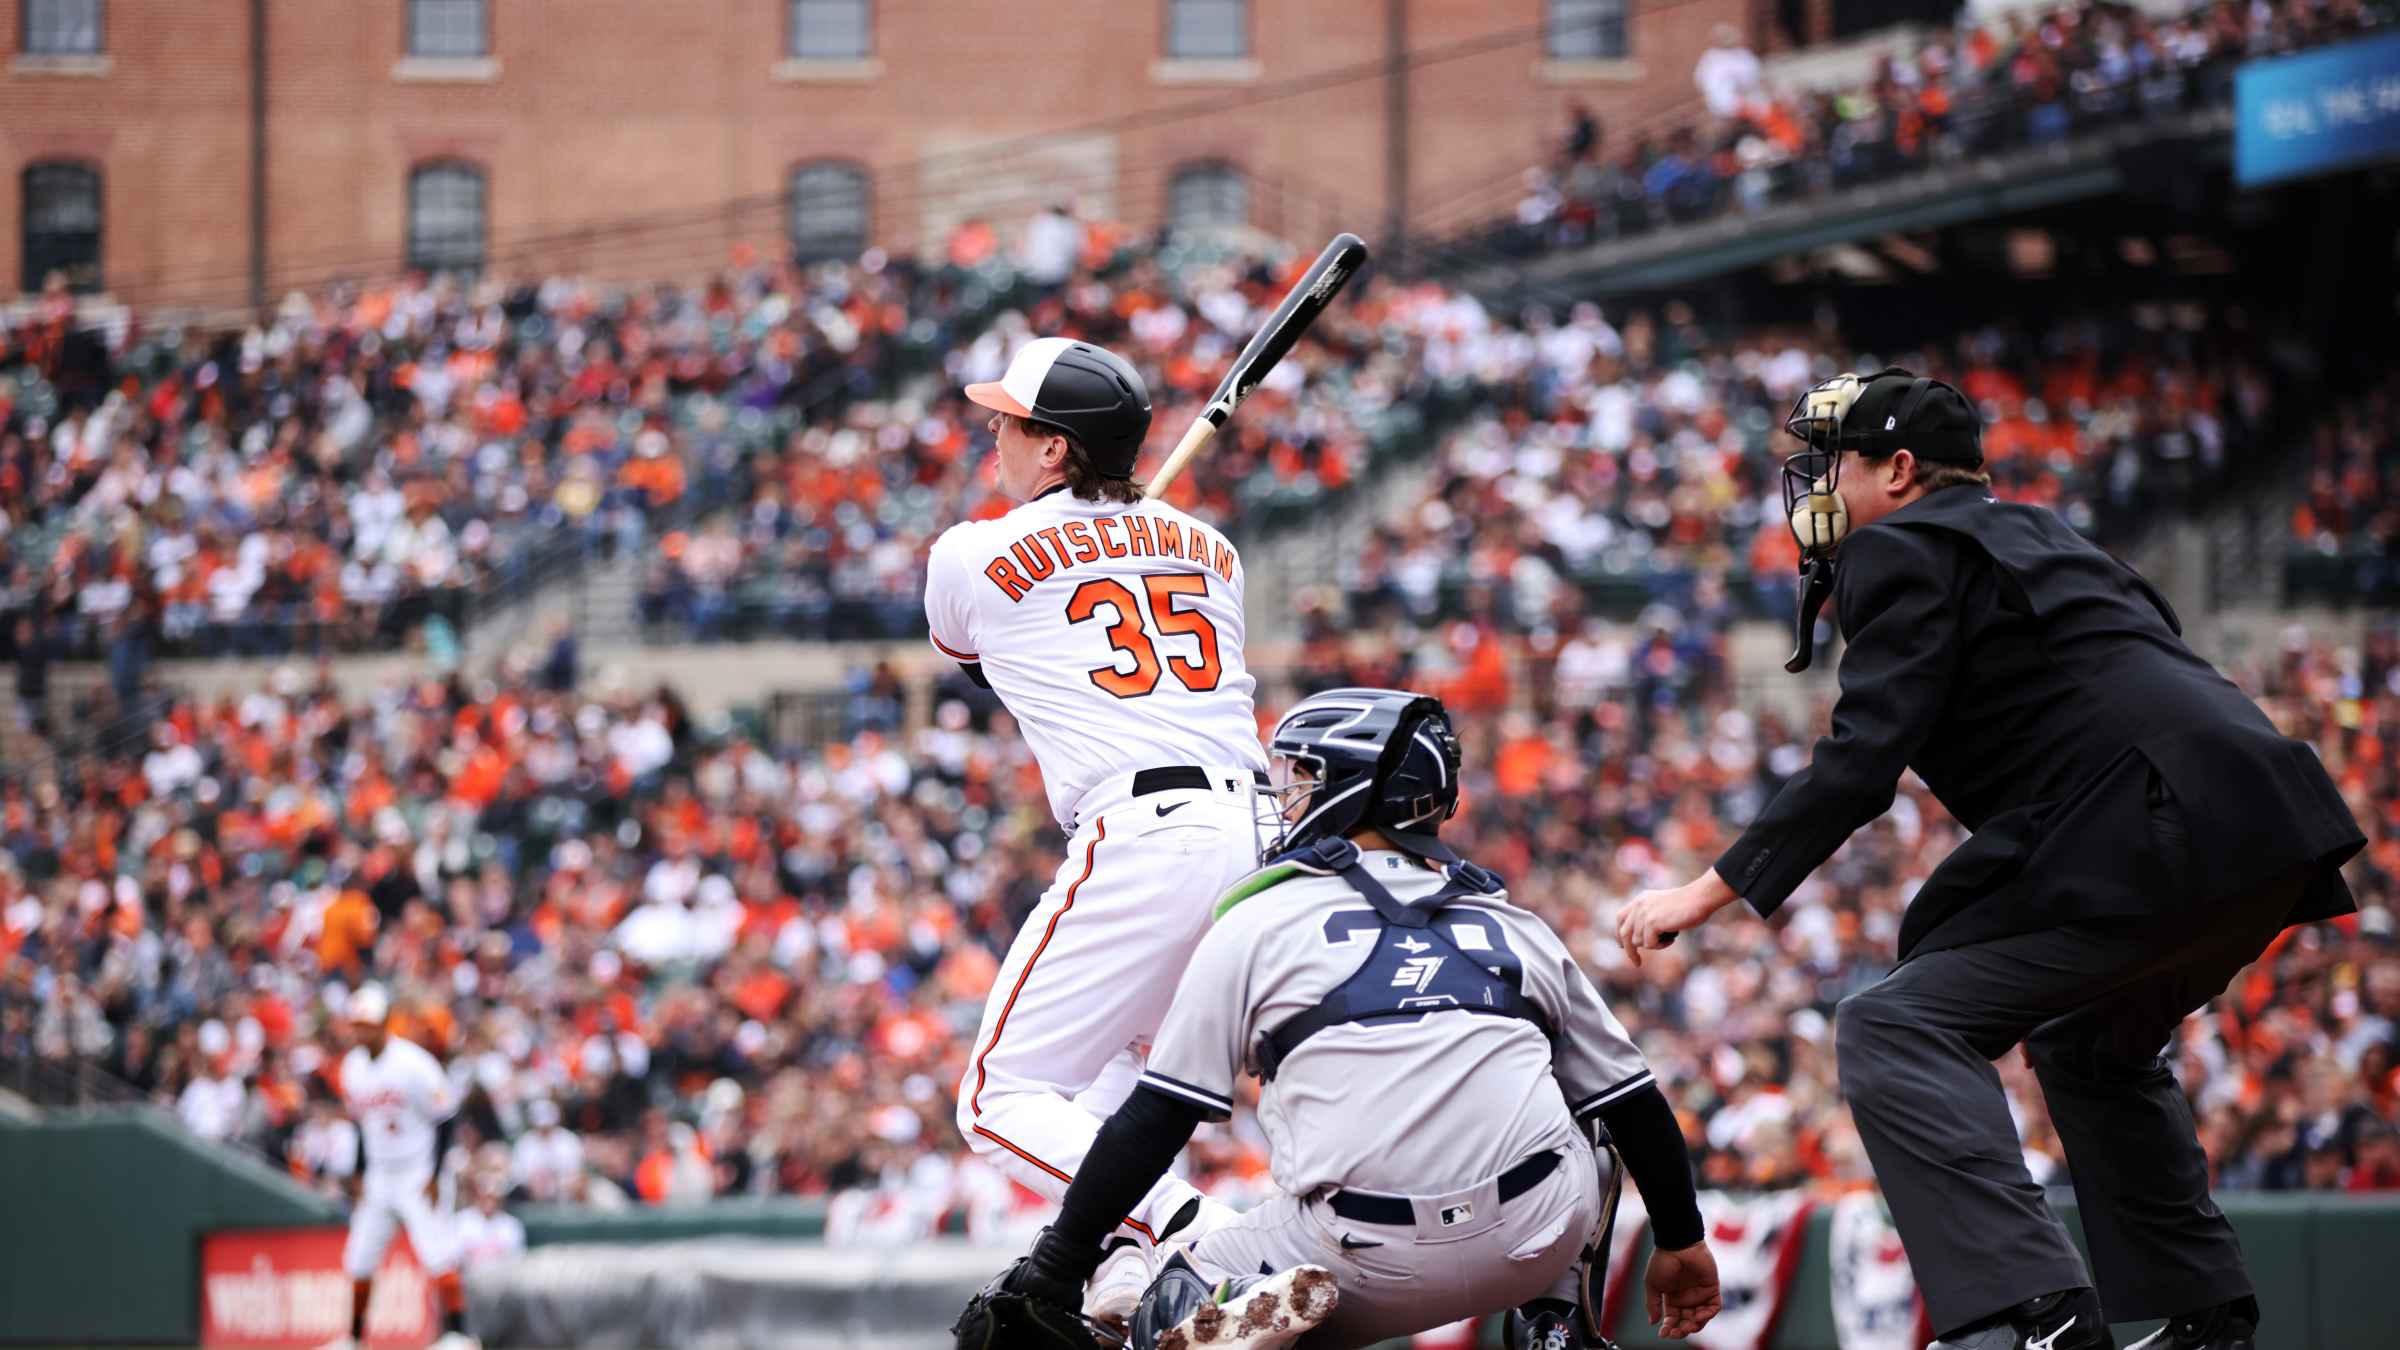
[[1615, 870, 1740, 967], [1645, 1240, 1723, 1340]]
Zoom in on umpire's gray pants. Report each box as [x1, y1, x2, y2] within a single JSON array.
[[1180, 1132, 1599, 1349], [1834, 871, 2306, 1335]]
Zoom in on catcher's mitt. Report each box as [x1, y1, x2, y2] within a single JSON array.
[[952, 1258, 1125, 1350]]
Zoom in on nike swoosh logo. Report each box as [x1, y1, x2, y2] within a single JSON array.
[[1156, 801, 1189, 817], [2027, 1315, 2077, 1350], [1338, 1235, 1382, 1250]]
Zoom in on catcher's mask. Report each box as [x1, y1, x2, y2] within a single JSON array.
[[1259, 688, 1463, 865], [1777, 367, 1981, 672]]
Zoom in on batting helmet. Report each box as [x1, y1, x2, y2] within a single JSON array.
[[965, 337, 1153, 479], [1265, 687, 1463, 864]]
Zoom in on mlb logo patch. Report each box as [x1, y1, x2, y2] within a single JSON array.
[[1440, 1202, 1473, 1227]]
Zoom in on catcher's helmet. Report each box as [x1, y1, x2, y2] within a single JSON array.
[[965, 337, 1153, 479], [1265, 688, 1463, 863]]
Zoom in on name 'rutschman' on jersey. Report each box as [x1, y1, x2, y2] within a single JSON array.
[[924, 488, 1266, 826]]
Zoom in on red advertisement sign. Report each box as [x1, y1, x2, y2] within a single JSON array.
[[200, 1227, 434, 1350]]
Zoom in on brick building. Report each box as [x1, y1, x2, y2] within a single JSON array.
[[3, 0, 1758, 312]]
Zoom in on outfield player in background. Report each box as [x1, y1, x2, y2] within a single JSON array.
[[968, 690, 1720, 1349], [927, 337, 1270, 1319], [318, 985, 474, 1350]]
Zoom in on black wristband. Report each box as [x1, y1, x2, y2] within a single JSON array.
[[1593, 1082, 1705, 1251]]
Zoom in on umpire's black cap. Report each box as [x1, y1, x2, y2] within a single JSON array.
[[1822, 367, 1984, 465]]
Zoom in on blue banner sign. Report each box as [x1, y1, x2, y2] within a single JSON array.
[[2234, 32, 2400, 187]]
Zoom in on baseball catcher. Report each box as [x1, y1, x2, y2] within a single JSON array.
[[962, 689, 1720, 1349]]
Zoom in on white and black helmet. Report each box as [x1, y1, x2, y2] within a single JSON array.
[[964, 337, 1154, 478], [1266, 687, 1464, 862]]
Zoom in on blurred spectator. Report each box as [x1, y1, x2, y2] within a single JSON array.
[[1694, 24, 1763, 119]]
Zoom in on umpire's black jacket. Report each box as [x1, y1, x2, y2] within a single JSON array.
[[1716, 484, 2363, 961]]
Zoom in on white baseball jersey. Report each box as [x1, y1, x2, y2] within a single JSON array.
[[340, 1037, 457, 1178], [924, 488, 1268, 825]]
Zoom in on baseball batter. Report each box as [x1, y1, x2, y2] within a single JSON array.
[[930, 338, 1270, 1279], [320, 985, 472, 1350], [964, 690, 1723, 1350]]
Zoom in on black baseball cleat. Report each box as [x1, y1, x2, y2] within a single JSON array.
[[1932, 1287, 2114, 1350], [2123, 1296, 2258, 1350], [1501, 1297, 1617, 1349]]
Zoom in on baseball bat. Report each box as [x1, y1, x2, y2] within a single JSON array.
[[1144, 231, 1370, 500]]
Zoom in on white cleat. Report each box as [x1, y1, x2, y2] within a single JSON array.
[[1083, 1235, 1156, 1330], [1161, 1265, 1340, 1350], [430, 1333, 481, 1350]]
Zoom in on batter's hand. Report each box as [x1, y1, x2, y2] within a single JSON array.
[[1615, 871, 1738, 968], [1645, 1240, 1723, 1340]]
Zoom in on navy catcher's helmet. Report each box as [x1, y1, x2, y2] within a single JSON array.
[[1266, 687, 1463, 862]]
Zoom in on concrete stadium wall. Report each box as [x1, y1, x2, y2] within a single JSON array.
[[3, 1109, 2390, 1350], [0, 1108, 339, 1345], [489, 1192, 2400, 1350]]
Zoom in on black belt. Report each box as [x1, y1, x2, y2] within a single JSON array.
[[1326, 1149, 1561, 1226], [1131, 766, 1270, 797]]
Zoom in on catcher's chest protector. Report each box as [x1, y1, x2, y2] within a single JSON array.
[[1254, 839, 1552, 1081]]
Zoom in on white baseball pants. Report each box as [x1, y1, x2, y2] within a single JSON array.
[[343, 1165, 459, 1279], [957, 766, 1264, 1246]]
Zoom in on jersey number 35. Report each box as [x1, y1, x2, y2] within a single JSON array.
[[1066, 575, 1223, 698]]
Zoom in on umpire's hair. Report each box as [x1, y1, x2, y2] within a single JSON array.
[[1863, 446, 1990, 494], [1025, 415, 1145, 503]]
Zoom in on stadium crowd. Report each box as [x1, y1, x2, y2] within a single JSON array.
[[1490, 0, 2392, 259], [0, 604, 2393, 1226], [1328, 299, 2277, 639], [0, 250, 994, 669]]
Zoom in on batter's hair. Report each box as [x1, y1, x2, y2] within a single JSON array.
[[1023, 415, 1145, 502]]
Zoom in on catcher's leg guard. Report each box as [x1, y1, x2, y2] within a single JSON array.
[[1130, 1251, 1215, 1350]]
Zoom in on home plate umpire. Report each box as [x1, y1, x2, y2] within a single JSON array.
[[1613, 368, 2364, 1350]]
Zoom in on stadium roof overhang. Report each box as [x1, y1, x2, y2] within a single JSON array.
[[1456, 108, 2235, 303]]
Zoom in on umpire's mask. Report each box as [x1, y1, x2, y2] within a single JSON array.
[[1777, 367, 1982, 672]]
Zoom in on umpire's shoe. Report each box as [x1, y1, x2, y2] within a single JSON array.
[[1932, 1288, 2113, 1350], [2123, 1297, 2258, 1350], [1501, 1297, 1616, 1349]]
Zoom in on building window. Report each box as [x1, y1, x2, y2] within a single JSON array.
[[408, 163, 486, 274], [1168, 163, 1247, 233], [407, 0, 487, 59], [22, 0, 103, 55], [788, 162, 869, 263], [21, 162, 102, 293], [1546, 0, 1628, 59], [788, 0, 870, 60], [1165, 0, 1246, 60]]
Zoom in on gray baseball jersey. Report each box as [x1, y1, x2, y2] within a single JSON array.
[[1137, 848, 1655, 1199]]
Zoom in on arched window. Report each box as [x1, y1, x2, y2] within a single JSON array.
[[21, 162, 102, 293], [787, 161, 869, 263], [1168, 163, 1247, 233], [407, 0, 487, 58], [1165, 0, 1246, 59], [407, 162, 486, 274], [1547, 0, 1629, 59], [22, 0, 103, 55], [788, 0, 870, 60]]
